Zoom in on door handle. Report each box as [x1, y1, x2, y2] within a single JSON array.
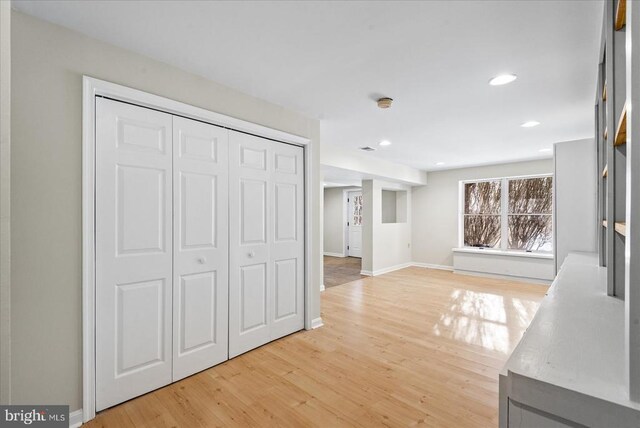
[[248, 251, 255, 258], [198, 257, 206, 264]]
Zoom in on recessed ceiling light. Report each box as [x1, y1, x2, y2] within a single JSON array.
[[436, 162, 445, 166], [521, 121, 541, 128], [379, 140, 391, 146], [539, 148, 552, 153], [489, 74, 517, 86]]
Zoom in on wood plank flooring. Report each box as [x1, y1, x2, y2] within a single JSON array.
[[85, 267, 547, 428], [323, 255, 365, 288]]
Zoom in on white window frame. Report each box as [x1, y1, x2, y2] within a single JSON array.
[[458, 173, 553, 254]]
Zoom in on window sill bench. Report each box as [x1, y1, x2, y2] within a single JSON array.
[[452, 247, 553, 259], [452, 248, 555, 282]]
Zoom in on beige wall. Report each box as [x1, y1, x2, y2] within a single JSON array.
[[411, 159, 553, 268], [362, 180, 412, 274], [323, 187, 345, 256], [0, 0, 11, 405], [11, 11, 321, 411], [321, 143, 427, 185]]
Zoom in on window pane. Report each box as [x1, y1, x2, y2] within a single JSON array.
[[508, 177, 552, 214], [464, 181, 501, 214], [508, 215, 552, 251], [464, 215, 501, 248]]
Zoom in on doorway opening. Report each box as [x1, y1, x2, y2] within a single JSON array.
[[323, 187, 365, 288]]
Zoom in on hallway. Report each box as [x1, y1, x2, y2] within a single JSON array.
[[323, 256, 365, 288]]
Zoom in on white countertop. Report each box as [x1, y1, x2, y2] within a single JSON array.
[[501, 252, 640, 426]]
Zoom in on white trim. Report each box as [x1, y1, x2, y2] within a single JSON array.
[[310, 317, 324, 329], [345, 189, 362, 257], [81, 77, 96, 423], [82, 76, 313, 423], [458, 172, 553, 185], [320, 284, 325, 292], [69, 409, 83, 428], [361, 262, 413, 277], [411, 262, 454, 271], [323, 252, 345, 258], [452, 247, 554, 259], [453, 269, 552, 285]]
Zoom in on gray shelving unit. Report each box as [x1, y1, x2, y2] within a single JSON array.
[[598, 0, 627, 297], [624, 0, 640, 403], [597, 0, 640, 402], [499, 3, 640, 424]]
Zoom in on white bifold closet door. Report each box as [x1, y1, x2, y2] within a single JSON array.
[[95, 99, 230, 410], [95, 98, 174, 411], [95, 97, 303, 410], [228, 131, 304, 357], [172, 116, 229, 381]]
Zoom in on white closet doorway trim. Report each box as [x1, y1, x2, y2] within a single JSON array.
[[82, 76, 314, 423]]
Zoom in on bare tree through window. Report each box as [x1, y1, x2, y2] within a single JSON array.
[[462, 175, 553, 252], [463, 180, 501, 248], [508, 177, 553, 251]]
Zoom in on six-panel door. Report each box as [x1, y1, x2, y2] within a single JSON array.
[[228, 131, 305, 357], [172, 116, 229, 381], [95, 99, 305, 410], [96, 98, 174, 410]]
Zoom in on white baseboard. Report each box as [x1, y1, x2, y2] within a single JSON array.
[[310, 317, 324, 329], [411, 262, 454, 271], [454, 269, 552, 285], [320, 284, 325, 292], [361, 262, 413, 277], [69, 409, 83, 427], [323, 252, 345, 258]]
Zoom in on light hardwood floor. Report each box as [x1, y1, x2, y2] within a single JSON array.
[[85, 267, 547, 428]]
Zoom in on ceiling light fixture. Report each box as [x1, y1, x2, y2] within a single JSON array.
[[379, 140, 391, 146], [377, 97, 393, 109], [489, 74, 517, 86], [436, 162, 445, 166], [521, 121, 541, 128]]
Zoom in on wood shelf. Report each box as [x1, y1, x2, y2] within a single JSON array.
[[604, 126, 608, 140], [616, 0, 626, 30], [614, 104, 627, 146], [615, 221, 627, 236], [603, 220, 608, 228], [603, 164, 608, 178], [603, 83, 607, 102]]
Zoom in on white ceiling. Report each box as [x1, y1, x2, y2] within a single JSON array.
[[14, 0, 603, 171]]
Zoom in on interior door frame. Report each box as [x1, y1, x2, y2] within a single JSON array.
[[82, 76, 313, 423], [345, 189, 362, 257]]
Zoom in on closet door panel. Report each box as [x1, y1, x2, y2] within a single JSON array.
[[96, 98, 173, 411], [229, 131, 272, 357], [173, 116, 229, 381], [270, 143, 305, 339]]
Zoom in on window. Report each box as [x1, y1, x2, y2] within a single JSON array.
[[463, 180, 502, 248], [461, 175, 553, 253]]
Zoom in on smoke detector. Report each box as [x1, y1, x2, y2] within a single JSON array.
[[377, 97, 393, 109], [360, 146, 377, 152]]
